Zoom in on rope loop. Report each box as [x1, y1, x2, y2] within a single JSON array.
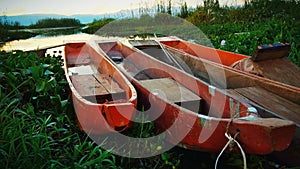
[[214, 131, 247, 169]]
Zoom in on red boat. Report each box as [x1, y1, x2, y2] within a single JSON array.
[[96, 41, 295, 154], [64, 42, 137, 134], [128, 37, 300, 128]]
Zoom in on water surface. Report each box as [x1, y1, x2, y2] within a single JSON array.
[[0, 33, 120, 52]]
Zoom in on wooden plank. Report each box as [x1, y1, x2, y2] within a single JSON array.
[[68, 65, 94, 76], [93, 74, 124, 94], [93, 74, 126, 100], [254, 57, 300, 88], [234, 86, 300, 126], [70, 75, 109, 97], [140, 78, 202, 112]]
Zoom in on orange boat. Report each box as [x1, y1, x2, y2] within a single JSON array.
[[64, 42, 137, 134], [128, 37, 300, 128], [96, 41, 295, 154]]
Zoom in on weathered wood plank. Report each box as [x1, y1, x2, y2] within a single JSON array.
[[68, 65, 94, 76], [70, 74, 126, 102], [254, 57, 300, 88], [140, 78, 202, 112], [93, 74, 126, 100], [93, 74, 123, 93], [70, 75, 109, 97], [234, 86, 300, 126], [165, 46, 300, 104]]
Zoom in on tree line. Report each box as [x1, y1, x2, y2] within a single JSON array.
[[29, 18, 82, 28]]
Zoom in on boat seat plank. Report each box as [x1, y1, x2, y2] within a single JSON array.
[[70, 75, 109, 97], [68, 65, 94, 76], [70, 74, 125, 102], [140, 78, 202, 112], [233, 86, 300, 125], [93, 74, 126, 100]]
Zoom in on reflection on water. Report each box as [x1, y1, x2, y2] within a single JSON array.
[[30, 31, 83, 40], [0, 34, 121, 52], [29, 27, 83, 40]]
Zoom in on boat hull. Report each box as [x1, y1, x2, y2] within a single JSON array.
[[64, 43, 137, 134], [97, 41, 296, 154]]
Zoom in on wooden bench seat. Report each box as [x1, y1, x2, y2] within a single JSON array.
[[140, 78, 202, 113], [70, 74, 125, 103], [93, 74, 126, 100], [231, 86, 300, 126], [68, 65, 95, 76]]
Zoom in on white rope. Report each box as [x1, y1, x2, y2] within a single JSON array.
[[215, 98, 247, 169], [214, 131, 247, 169]]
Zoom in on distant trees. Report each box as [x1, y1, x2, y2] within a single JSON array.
[[156, 0, 172, 15], [0, 16, 22, 29], [179, 2, 189, 18], [0, 17, 29, 42], [167, 0, 172, 15], [157, 0, 166, 13], [29, 18, 82, 28], [155, 0, 190, 18], [81, 18, 115, 34], [203, 0, 219, 10]]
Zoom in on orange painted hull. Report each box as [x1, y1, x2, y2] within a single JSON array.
[[97, 41, 295, 154], [64, 43, 137, 134]]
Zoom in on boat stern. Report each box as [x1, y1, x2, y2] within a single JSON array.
[[232, 118, 296, 154]]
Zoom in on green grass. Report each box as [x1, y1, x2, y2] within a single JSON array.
[[0, 51, 119, 168], [0, 51, 183, 169]]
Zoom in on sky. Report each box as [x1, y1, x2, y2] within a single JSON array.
[[0, 0, 244, 16]]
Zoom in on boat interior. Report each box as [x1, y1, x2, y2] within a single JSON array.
[[160, 40, 248, 66], [64, 43, 126, 104], [129, 40, 193, 74], [159, 40, 300, 126], [99, 41, 253, 119]]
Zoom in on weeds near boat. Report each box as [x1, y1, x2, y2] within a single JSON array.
[[0, 51, 118, 168]]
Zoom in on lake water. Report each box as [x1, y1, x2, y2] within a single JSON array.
[[0, 33, 122, 52]]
